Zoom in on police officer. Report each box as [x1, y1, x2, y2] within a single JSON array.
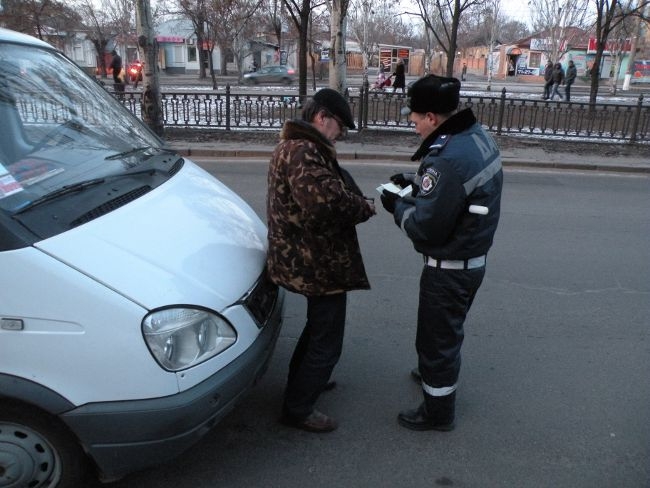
[[380, 74, 503, 431]]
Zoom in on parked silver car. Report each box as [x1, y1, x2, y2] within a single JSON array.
[[243, 65, 297, 85]]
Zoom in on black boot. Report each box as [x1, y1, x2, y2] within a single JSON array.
[[397, 392, 455, 431]]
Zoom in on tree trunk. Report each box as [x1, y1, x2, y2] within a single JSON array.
[[330, 0, 347, 93], [298, 11, 309, 103], [589, 48, 603, 105], [136, 0, 164, 136]]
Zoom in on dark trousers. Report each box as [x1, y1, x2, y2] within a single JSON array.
[[283, 293, 347, 419], [416, 266, 485, 390], [543, 81, 553, 99], [565, 82, 573, 101]]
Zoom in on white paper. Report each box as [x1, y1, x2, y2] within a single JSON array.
[[376, 182, 412, 197]]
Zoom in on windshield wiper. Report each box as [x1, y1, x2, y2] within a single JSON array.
[[105, 146, 152, 161], [12, 165, 177, 215], [13, 178, 105, 215]]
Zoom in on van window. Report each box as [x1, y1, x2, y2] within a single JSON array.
[[0, 41, 178, 244]]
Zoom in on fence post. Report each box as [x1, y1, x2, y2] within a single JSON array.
[[361, 77, 370, 129], [497, 88, 506, 135], [226, 84, 231, 131], [629, 93, 644, 143]]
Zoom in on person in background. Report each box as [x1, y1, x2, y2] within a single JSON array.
[[550, 62, 565, 101], [266, 88, 376, 433], [543, 61, 553, 99], [392, 58, 406, 94], [110, 50, 122, 85], [380, 74, 502, 431], [565, 60, 577, 102]]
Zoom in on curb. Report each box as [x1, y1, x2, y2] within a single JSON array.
[[170, 146, 650, 174]]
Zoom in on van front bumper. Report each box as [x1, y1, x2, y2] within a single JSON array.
[[61, 290, 284, 482]]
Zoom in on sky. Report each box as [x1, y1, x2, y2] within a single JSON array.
[[500, 0, 534, 25]]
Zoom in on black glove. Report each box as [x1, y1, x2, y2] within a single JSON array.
[[390, 172, 415, 188], [380, 189, 399, 214]]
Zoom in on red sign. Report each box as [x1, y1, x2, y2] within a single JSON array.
[[587, 38, 632, 54]]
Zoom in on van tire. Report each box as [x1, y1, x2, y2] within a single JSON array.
[[0, 403, 94, 488]]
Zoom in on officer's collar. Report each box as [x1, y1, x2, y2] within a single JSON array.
[[411, 108, 477, 161]]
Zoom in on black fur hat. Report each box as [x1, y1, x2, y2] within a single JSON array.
[[401, 74, 461, 116]]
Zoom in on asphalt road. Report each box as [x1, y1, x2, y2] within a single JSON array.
[[109, 160, 650, 488]]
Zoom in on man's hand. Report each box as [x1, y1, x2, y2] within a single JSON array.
[[390, 172, 415, 189], [380, 189, 400, 213]]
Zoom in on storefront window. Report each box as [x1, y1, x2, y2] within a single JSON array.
[[529, 52, 541, 68]]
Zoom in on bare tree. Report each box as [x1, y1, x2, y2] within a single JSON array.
[[205, 0, 263, 86], [461, 0, 502, 88], [76, 0, 116, 77], [605, 2, 637, 94], [136, 0, 163, 135], [282, 0, 321, 100], [528, 0, 590, 63], [407, 0, 481, 77], [622, 2, 649, 89], [178, 0, 209, 78], [588, 0, 649, 103], [0, 0, 82, 40], [265, 0, 285, 48], [103, 0, 137, 63], [499, 19, 532, 43], [330, 0, 351, 92]]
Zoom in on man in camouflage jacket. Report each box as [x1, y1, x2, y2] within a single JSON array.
[[267, 88, 375, 433]]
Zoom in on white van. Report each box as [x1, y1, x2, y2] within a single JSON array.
[[0, 28, 283, 487]]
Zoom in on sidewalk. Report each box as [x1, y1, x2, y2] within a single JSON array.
[[168, 138, 650, 174]]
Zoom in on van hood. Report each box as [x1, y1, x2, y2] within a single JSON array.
[[35, 161, 268, 311]]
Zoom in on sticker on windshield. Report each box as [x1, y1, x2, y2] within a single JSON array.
[[0, 173, 23, 199]]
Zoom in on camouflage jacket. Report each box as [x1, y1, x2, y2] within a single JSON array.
[[266, 120, 373, 296]]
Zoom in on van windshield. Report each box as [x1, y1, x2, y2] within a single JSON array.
[[0, 41, 165, 216]]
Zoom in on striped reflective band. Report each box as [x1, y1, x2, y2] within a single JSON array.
[[422, 382, 457, 397]]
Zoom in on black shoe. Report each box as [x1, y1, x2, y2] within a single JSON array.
[[410, 368, 421, 383], [397, 403, 455, 431], [280, 410, 338, 433]]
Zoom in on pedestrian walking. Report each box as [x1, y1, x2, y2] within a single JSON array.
[[543, 61, 553, 99], [550, 62, 565, 100], [392, 58, 406, 94], [266, 88, 376, 433], [565, 60, 577, 102], [110, 50, 122, 85], [380, 74, 503, 431]]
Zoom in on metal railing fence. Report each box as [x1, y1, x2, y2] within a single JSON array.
[[113, 84, 647, 144]]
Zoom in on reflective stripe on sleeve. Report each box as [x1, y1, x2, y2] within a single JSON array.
[[400, 207, 415, 233], [422, 382, 457, 397]]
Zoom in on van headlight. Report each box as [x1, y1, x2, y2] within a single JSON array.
[[142, 307, 236, 371]]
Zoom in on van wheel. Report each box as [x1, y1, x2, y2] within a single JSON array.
[[0, 404, 92, 488]]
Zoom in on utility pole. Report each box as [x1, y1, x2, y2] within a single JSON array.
[[136, 0, 164, 136]]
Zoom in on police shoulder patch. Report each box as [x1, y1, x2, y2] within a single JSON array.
[[420, 167, 440, 195]]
